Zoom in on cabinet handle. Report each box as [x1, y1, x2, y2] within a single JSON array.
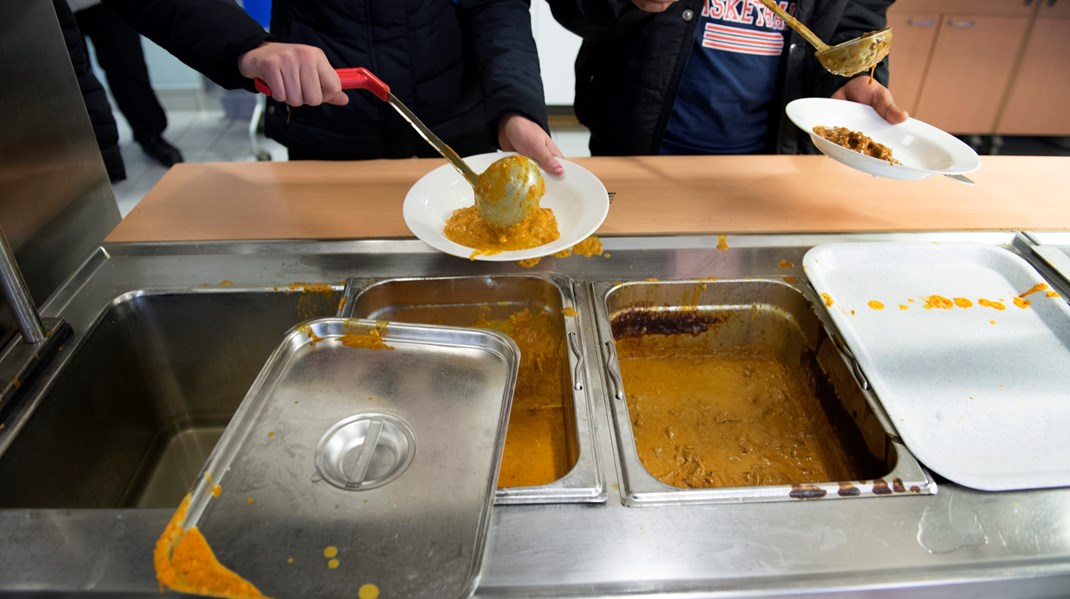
[[947, 19, 976, 28], [907, 18, 936, 27]]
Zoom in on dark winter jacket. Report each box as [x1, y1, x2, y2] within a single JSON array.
[[264, 0, 549, 160], [546, 0, 893, 155], [105, 0, 549, 160]]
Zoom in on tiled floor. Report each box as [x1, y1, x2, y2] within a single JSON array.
[[109, 108, 593, 218]]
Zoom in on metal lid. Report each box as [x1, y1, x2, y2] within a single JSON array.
[[180, 318, 518, 598]]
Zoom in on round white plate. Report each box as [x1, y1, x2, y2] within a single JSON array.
[[403, 152, 609, 261], [785, 97, 980, 180]]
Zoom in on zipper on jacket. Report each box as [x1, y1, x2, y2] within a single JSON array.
[[650, 0, 703, 153]]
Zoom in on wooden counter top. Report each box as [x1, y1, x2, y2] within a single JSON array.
[[105, 155, 1070, 243]]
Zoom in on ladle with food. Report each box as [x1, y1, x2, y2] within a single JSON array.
[[755, 0, 891, 77], [255, 67, 544, 229]]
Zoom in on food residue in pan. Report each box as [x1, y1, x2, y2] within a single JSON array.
[[812, 125, 899, 165]]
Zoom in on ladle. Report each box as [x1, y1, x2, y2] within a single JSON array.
[[755, 0, 892, 77], [255, 68, 543, 229]]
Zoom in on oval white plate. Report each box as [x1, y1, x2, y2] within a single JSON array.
[[403, 152, 609, 261], [786, 97, 980, 180]]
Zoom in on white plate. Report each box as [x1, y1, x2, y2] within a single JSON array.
[[786, 97, 980, 180], [403, 152, 609, 261], [804, 242, 1070, 491]]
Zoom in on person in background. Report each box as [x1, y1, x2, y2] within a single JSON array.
[[53, 0, 125, 182], [546, 0, 907, 156], [102, 0, 563, 175], [67, 0, 184, 167]]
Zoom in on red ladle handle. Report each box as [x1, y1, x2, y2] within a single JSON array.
[[254, 67, 390, 102]]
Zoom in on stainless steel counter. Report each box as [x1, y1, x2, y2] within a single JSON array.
[[1, 231, 1068, 597]]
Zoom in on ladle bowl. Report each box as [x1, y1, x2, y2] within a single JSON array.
[[755, 0, 892, 77]]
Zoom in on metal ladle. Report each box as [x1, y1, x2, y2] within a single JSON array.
[[755, 0, 892, 77], [255, 68, 544, 229]]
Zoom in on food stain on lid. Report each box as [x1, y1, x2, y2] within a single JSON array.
[[898, 304, 908, 310], [246, 496, 255, 504], [953, 297, 973, 308], [220, 280, 234, 287], [1046, 290, 1060, 298], [267, 431, 275, 438], [782, 276, 799, 284], [868, 300, 884, 310], [340, 324, 394, 351], [923, 295, 954, 309], [561, 307, 578, 317], [327, 558, 340, 570], [1013, 296, 1030, 309], [716, 234, 729, 251], [297, 323, 326, 345], [990, 320, 996, 325], [211, 484, 222, 497], [155, 494, 267, 599], [1019, 283, 1049, 298], [777, 259, 794, 269], [323, 546, 338, 559], [978, 299, 1006, 311], [821, 293, 834, 307], [358, 583, 380, 599]]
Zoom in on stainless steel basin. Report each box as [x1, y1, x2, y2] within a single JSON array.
[[0, 287, 341, 509]]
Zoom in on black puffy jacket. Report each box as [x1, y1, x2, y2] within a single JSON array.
[[106, 0, 549, 161], [264, 0, 549, 160], [546, 0, 893, 155]]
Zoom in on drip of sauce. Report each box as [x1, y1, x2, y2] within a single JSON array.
[[444, 206, 559, 259], [868, 300, 884, 310]]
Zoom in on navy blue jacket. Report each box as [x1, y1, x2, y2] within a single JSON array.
[[547, 0, 893, 155]]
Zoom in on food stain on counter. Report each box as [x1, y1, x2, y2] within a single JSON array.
[[867, 300, 884, 310], [978, 299, 1006, 311], [155, 494, 267, 599], [358, 583, 380, 599], [716, 234, 729, 251]]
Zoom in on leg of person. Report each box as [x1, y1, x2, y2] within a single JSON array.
[[55, 0, 126, 182], [75, 3, 184, 167]]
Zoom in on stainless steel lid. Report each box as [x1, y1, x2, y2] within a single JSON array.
[[180, 318, 518, 598]]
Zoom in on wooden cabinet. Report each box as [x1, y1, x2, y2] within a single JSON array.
[[997, 1, 1070, 135], [887, 0, 1068, 136]]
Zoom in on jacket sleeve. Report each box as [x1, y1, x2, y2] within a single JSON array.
[[460, 0, 551, 143], [101, 0, 270, 90], [544, 0, 651, 41], [810, 0, 894, 97]]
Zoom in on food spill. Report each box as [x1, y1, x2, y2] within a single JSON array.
[[561, 307, 578, 317], [978, 299, 1006, 311], [1013, 296, 1030, 309], [155, 494, 267, 598], [323, 546, 337, 559], [923, 295, 954, 310], [867, 300, 884, 310], [778, 259, 794, 269], [211, 485, 222, 497], [1019, 283, 1049, 298], [954, 297, 973, 308], [515, 257, 541, 268], [283, 282, 337, 320], [358, 583, 380, 599], [716, 234, 729, 251], [444, 167, 557, 260], [822, 293, 834, 307], [611, 307, 878, 489]]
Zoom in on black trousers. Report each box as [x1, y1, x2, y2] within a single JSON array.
[[74, 3, 167, 143]]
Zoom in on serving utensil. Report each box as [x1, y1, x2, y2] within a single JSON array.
[[255, 68, 543, 228], [755, 0, 892, 77]]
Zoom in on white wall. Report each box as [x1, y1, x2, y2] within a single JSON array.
[[531, 1, 582, 107]]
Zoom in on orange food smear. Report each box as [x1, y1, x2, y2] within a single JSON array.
[[340, 324, 394, 351], [444, 206, 559, 259], [716, 235, 729, 251], [211, 485, 222, 497], [783, 276, 799, 284], [777, 259, 794, 269], [1019, 283, 1049, 298], [220, 280, 234, 287], [868, 300, 884, 310], [978, 298, 1006, 311], [359, 583, 380, 599], [1013, 296, 1030, 309], [561, 307, 578, 317], [953, 297, 973, 308], [515, 258, 541, 268], [155, 494, 268, 599], [923, 295, 954, 309], [821, 293, 834, 307], [898, 305, 908, 311], [572, 235, 603, 257], [1047, 290, 1060, 298]]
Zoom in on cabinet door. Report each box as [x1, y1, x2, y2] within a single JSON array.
[[996, 14, 1070, 135], [912, 15, 1030, 134], [885, 11, 941, 115]]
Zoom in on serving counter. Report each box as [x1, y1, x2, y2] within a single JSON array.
[[2, 155, 1069, 597]]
